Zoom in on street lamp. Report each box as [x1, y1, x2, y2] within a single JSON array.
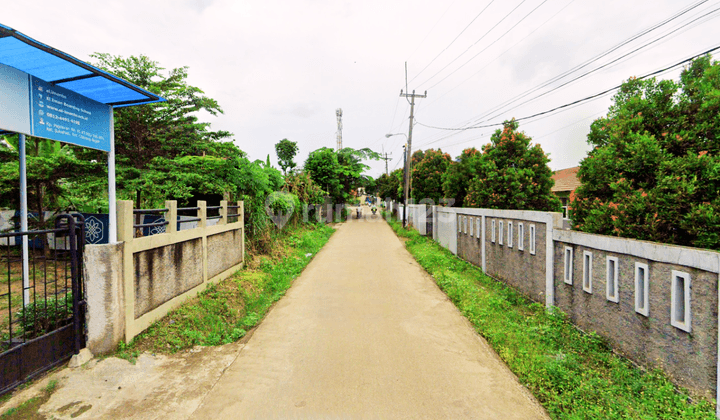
[[385, 133, 407, 139]]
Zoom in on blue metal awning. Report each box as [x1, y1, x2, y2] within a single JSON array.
[[0, 23, 164, 107]]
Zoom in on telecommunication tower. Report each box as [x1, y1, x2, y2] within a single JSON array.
[[336, 108, 343, 151]]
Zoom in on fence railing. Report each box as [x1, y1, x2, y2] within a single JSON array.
[[114, 200, 244, 342], [0, 214, 85, 395]]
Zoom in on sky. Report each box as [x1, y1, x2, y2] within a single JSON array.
[[3, 0, 720, 177]]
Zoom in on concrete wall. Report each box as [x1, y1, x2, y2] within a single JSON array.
[[207, 230, 244, 279], [84, 200, 245, 354], [433, 206, 720, 401], [553, 230, 719, 399], [83, 242, 124, 354], [134, 238, 204, 318]]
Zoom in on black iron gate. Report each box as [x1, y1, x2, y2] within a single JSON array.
[[0, 214, 85, 395]]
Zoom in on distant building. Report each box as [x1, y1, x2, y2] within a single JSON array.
[[551, 166, 581, 219]]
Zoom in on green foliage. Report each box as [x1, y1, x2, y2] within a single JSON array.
[[464, 119, 561, 212], [275, 139, 299, 175], [410, 148, 451, 204], [87, 53, 232, 208], [304, 147, 379, 204], [17, 293, 73, 339], [441, 147, 483, 206], [282, 171, 325, 205], [376, 169, 402, 201], [0, 136, 105, 220], [571, 55, 720, 249], [387, 217, 715, 419]]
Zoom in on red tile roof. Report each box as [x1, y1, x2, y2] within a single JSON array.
[[551, 166, 581, 193]]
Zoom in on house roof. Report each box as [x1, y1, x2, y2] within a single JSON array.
[[551, 166, 581, 193], [0, 23, 163, 107]]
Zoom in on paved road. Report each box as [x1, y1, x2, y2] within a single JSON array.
[[192, 211, 548, 419]]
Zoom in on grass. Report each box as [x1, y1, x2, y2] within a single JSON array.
[[116, 222, 334, 359], [386, 216, 716, 419], [0, 379, 58, 420]]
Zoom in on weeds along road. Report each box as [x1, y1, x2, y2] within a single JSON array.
[[192, 209, 548, 419]]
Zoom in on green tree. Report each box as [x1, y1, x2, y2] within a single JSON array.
[[465, 119, 561, 212], [304, 147, 379, 204], [0, 136, 105, 221], [442, 147, 483, 206], [275, 139, 299, 175], [571, 55, 720, 249], [411, 149, 451, 204], [376, 170, 402, 201], [87, 53, 232, 208]]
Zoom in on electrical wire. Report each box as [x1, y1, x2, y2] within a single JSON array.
[[415, 43, 720, 133], [417, 0, 577, 114], [475, 3, 720, 125], [423, 0, 550, 91], [406, 1, 459, 63], [416, 0, 712, 138], [415, 0, 529, 89], [408, 0, 496, 84]]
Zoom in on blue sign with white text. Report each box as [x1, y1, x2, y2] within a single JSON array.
[[29, 77, 111, 152]]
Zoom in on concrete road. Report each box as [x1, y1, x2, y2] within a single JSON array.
[[192, 212, 548, 419]]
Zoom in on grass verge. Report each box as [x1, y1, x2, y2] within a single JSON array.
[[386, 216, 715, 419], [116, 222, 334, 359], [1, 379, 58, 420]]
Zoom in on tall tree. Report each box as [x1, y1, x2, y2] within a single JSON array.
[[87, 53, 232, 208], [465, 119, 561, 212], [411, 149, 451, 204], [376, 170, 402, 201], [571, 55, 720, 249], [275, 139, 299, 175], [304, 147, 379, 203], [442, 147, 482, 206]]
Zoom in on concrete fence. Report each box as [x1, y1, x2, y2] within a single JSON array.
[[83, 200, 245, 354], [432, 206, 720, 404]]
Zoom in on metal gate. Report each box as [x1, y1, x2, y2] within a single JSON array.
[[0, 214, 85, 395]]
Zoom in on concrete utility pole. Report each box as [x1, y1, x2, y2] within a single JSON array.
[[380, 146, 392, 176], [400, 89, 426, 228], [336, 108, 343, 151]]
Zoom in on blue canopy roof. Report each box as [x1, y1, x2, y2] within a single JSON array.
[[0, 23, 164, 107]]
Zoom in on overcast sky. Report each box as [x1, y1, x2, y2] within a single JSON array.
[[4, 0, 720, 177]]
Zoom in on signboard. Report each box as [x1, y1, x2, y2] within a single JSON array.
[[0, 63, 111, 152]]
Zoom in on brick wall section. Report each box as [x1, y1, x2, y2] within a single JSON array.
[[457, 215, 481, 267], [553, 240, 719, 398], [434, 206, 720, 401], [485, 217, 547, 302]]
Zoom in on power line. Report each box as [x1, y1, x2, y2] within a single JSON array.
[[417, 0, 577, 114], [474, 3, 720, 125], [406, 1, 459, 63], [424, 0, 550, 91], [408, 0, 496, 84], [415, 0, 529, 88], [416, 44, 720, 133], [414, 0, 715, 145]]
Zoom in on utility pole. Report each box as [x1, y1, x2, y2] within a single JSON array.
[[336, 108, 343, 151], [400, 89, 426, 228], [380, 146, 392, 175]]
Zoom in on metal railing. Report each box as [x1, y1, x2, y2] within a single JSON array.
[[0, 214, 85, 395]]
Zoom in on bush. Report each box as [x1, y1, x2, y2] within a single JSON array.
[[17, 293, 73, 338]]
